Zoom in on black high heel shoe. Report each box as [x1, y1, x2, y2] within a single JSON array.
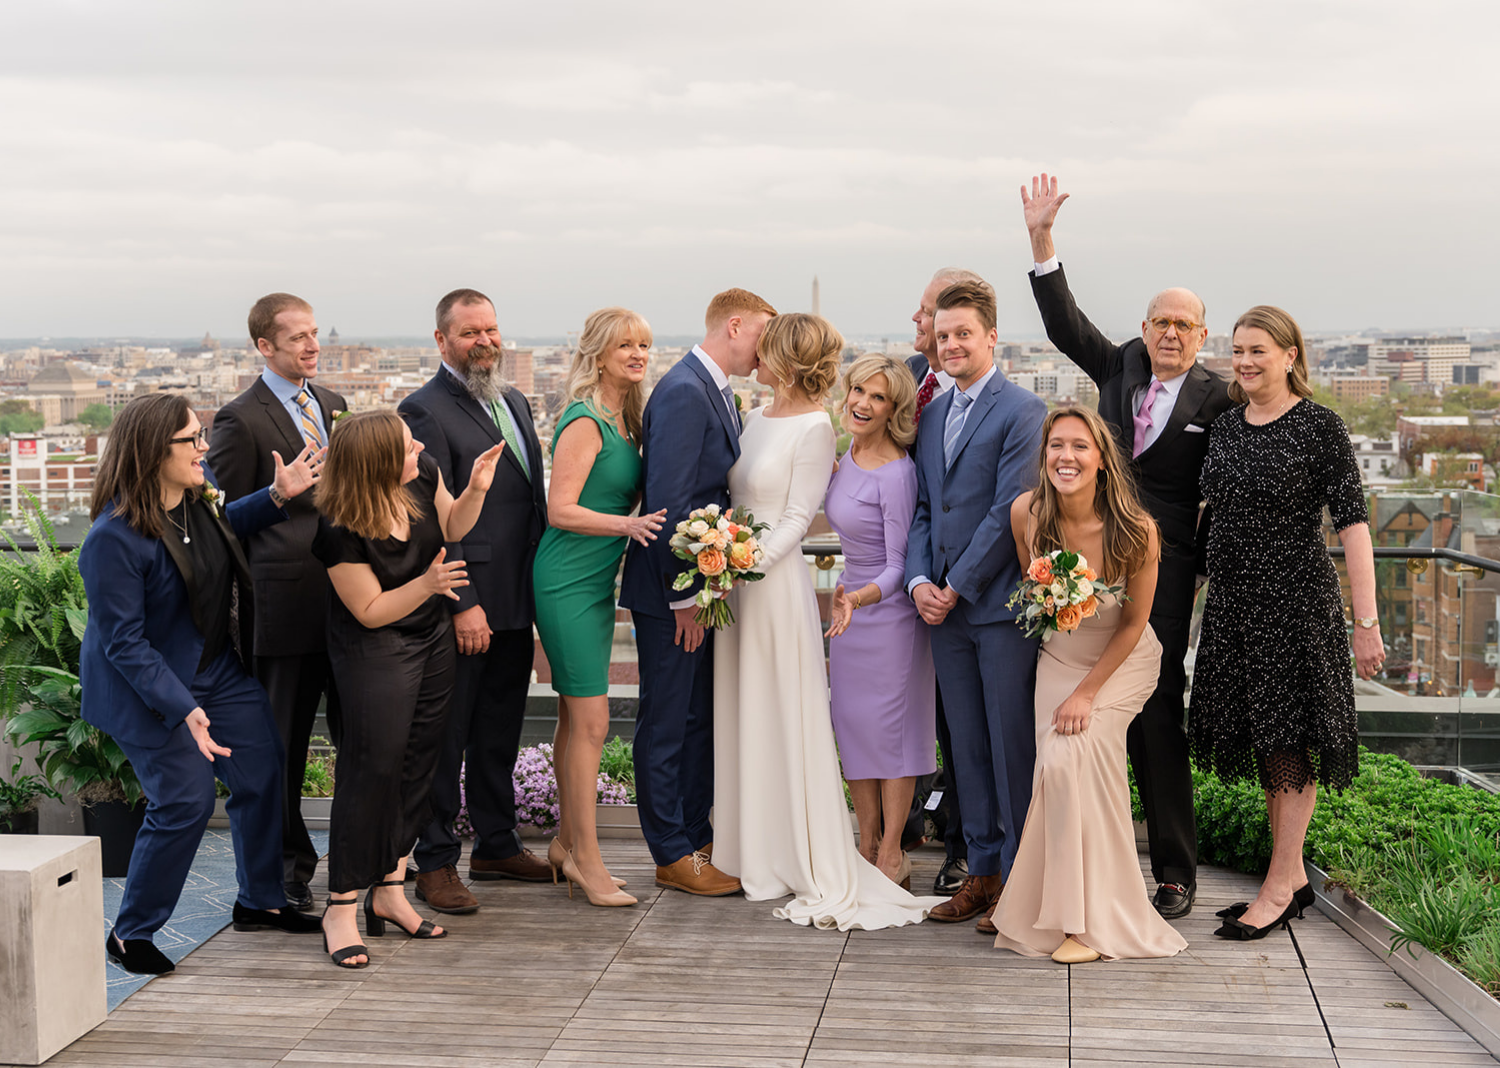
[[322, 899, 368, 969], [1215, 883, 1315, 921], [1213, 899, 1299, 940], [365, 879, 447, 939]]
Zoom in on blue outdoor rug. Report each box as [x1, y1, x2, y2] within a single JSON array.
[[103, 829, 329, 1010]]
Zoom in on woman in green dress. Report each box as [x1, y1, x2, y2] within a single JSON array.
[[534, 307, 665, 906]]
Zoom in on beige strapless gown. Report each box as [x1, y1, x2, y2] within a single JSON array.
[[992, 599, 1188, 961]]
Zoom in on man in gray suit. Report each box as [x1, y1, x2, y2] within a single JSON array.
[[206, 292, 345, 910]]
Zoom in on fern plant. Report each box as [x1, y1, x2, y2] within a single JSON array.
[[0, 493, 88, 710]]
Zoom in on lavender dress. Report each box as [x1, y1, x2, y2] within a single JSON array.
[[824, 454, 937, 780]]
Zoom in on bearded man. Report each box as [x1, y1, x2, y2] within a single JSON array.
[[398, 288, 550, 913]]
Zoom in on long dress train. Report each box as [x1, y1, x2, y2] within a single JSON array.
[[714, 409, 943, 930], [992, 598, 1187, 960]]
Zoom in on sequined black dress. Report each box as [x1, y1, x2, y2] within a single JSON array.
[[1189, 401, 1366, 792]]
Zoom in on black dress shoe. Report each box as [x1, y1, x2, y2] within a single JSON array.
[[284, 881, 314, 911], [106, 933, 175, 975], [1153, 881, 1196, 919], [933, 857, 968, 896], [232, 901, 324, 933]]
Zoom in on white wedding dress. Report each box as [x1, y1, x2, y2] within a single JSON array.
[[713, 408, 943, 930]]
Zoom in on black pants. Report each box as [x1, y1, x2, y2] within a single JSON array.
[[415, 626, 533, 870], [1126, 611, 1196, 887], [254, 651, 340, 888], [933, 680, 966, 861], [327, 622, 456, 893]]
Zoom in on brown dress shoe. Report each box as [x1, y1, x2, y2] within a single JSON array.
[[928, 873, 1003, 923], [470, 848, 551, 882], [654, 851, 742, 896], [975, 898, 1000, 935], [414, 864, 479, 914]]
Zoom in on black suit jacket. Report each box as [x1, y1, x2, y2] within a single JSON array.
[[206, 376, 346, 658], [1029, 265, 1233, 617], [398, 369, 546, 632], [906, 352, 934, 385]]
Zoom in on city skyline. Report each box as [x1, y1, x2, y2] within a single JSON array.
[[2, 2, 1496, 337]]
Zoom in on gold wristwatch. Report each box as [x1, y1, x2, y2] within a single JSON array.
[[1355, 616, 1378, 629]]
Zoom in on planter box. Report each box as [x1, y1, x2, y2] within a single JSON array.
[[1307, 858, 1500, 1058], [207, 796, 331, 831], [518, 803, 643, 841]]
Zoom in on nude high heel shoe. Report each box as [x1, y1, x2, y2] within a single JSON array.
[[1051, 935, 1100, 964], [560, 848, 638, 907], [548, 836, 626, 887]]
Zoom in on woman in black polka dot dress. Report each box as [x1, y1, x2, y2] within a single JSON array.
[[1189, 305, 1383, 941]]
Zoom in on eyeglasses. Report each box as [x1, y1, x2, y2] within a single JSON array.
[[169, 429, 208, 447], [1148, 317, 1203, 335]]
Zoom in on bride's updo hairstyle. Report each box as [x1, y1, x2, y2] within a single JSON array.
[[757, 313, 844, 404], [1028, 405, 1156, 584]]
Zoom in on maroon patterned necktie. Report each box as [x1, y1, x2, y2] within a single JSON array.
[[914, 372, 938, 427]]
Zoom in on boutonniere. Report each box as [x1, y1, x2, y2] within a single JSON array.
[[201, 485, 223, 518], [330, 408, 352, 425], [733, 393, 743, 412]]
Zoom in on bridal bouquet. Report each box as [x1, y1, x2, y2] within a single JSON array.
[[1007, 549, 1126, 641], [669, 503, 768, 628]]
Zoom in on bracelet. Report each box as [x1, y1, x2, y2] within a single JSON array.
[[851, 590, 862, 610], [268, 486, 288, 508]]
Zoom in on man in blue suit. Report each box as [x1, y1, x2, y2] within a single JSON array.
[[620, 288, 776, 895], [905, 280, 1046, 924]]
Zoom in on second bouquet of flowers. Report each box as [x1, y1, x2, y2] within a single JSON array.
[[1007, 549, 1126, 641], [669, 503, 769, 628]]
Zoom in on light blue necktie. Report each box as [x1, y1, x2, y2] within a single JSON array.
[[943, 391, 974, 468]]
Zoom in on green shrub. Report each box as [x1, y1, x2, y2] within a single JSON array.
[[599, 736, 635, 802]]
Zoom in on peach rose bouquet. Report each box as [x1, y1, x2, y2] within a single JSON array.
[[669, 503, 769, 628], [1006, 549, 1127, 641]]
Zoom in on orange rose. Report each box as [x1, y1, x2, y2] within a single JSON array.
[[1080, 595, 1098, 618], [726, 523, 741, 536], [1056, 604, 1083, 631], [729, 541, 756, 569], [1081, 567, 1098, 582], [698, 548, 727, 576], [1028, 557, 1054, 584]]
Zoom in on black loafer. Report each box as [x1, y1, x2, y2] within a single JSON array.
[[934, 857, 969, 896], [1153, 881, 1196, 920], [106, 933, 175, 975], [284, 881, 315, 911], [232, 902, 324, 933]]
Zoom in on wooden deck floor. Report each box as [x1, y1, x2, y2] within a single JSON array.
[[51, 839, 1498, 1068]]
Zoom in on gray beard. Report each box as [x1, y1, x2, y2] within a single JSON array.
[[460, 347, 510, 403]]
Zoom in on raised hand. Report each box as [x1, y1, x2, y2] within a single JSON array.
[[421, 547, 470, 601], [271, 443, 325, 501], [1020, 172, 1069, 262], [466, 442, 508, 495], [622, 508, 668, 547], [824, 584, 853, 639]]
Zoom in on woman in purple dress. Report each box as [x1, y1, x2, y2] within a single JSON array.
[[824, 354, 936, 888]]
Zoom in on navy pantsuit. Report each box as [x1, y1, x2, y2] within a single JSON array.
[[620, 353, 739, 866], [905, 370, 1046, 880], [79, 469, 289, 942]]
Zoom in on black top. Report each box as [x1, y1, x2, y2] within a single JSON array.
[[312, 452, 448, 638], [169, 497, 232, 671]]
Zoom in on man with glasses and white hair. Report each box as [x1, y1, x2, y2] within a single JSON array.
[[1020, 174, 1232, 921]]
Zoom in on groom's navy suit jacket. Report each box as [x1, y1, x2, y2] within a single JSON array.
[[620, 354, 740, 620], [906, 367, 1045, 879], [620, 351, 740, 866]]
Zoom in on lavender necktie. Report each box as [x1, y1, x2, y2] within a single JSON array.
[[1132, 379, 1165, 458]]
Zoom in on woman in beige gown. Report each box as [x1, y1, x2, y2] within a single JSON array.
[[992, 407, 1187, 964]]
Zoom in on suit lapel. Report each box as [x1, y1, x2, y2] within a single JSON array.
[[439, 370, 506, 450], [160, 517, 200, 629], [309, 382, 344, 440], [943, 376, 999, 475], [1138, 367, 1211, 460], [684, 354, 741, 460], [253, 377, 313, 459]]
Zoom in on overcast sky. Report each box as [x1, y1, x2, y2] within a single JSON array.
[[2, 1, 1495, 342]]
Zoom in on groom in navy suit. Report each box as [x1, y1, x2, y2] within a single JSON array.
[[620, 288, 777, 895], [906, 280, 1046, 925]]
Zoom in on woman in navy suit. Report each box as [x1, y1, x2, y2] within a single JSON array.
[[80, 394, 322, 975]]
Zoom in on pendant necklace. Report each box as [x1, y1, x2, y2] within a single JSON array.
[[166, 502, 190, 544]]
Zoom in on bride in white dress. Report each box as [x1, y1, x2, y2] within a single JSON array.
[[713, 313, 943, 930]]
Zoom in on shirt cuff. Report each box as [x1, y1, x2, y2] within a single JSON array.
[[906, 575, 933, 597], [1033, 256, 1060, 277], [669, 595, 698, 611]]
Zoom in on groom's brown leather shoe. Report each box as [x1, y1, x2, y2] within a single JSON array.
[[655, 851, 742, 896], [975, 899, 1000, 935], [928, 873, 1003, 923]]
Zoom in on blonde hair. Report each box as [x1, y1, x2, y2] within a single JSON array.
[[704, 288, 777, 330], [841, 354, 917, 449], [560, 307, 650, 443], [757, 313, 843, 403], [315, 411, 420, 541], [1028, 406, 1156, 584], [1229, 305, 1313, 404]]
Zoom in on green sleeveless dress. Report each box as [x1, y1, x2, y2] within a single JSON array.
[[533, 400, 643, 696]]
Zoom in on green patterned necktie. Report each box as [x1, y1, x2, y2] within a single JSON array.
[[488, 396, 528, 481]]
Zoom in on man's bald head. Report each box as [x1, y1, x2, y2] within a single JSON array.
[[1140, 287, 1209, 381], [1146, 287, 1206, 324]]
